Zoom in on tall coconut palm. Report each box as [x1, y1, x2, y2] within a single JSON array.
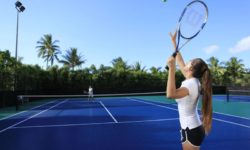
[[207, 57, 224, 85], [111, 57, 130, 72], [60, 48, 86, 70], [36, 34, 61, 68], [224, 57, 245, 85]]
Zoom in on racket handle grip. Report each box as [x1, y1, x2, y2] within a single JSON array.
[[165, 51, 178, 70], [172, 51, 178, 58], [165, 66, 169, 70]]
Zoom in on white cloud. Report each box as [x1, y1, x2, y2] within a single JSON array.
[[229, 36, 250, 54], [203, 45, 219, 54]]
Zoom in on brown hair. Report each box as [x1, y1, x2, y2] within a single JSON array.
[[191, 58, 212, 134]]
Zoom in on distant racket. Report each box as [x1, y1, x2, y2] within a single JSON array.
[[83, 90, 88, 94], [170, 0, 208, 58]]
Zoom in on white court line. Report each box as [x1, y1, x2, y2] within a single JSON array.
[[127, 98, 250, 129], [99, 101, 118, 123], [130, 98, 250, 120], [10, 118, 178, 130], [213, 118, 250, 128], [119, 118, 179, 124], [11, 121, 115, 129], [0, 99, 94, 121], [0, 100, 58, 121], [0, 99, 68, 133], [128, 98, 178, 111], [213, 111, 250, 120], [212, 109, 250, 120]]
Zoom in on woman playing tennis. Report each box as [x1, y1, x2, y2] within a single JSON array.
[[166, 31, 212, 150]]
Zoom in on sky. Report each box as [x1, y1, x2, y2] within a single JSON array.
[[1, 0, 250, 70]]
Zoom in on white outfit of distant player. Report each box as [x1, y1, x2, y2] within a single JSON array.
[[88, 86, 94, 100]]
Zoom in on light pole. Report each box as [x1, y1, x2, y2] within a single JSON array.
[[14, 1, 25, 110]]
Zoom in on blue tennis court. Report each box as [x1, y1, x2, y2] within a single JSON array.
[[0, 96, 249, 150]]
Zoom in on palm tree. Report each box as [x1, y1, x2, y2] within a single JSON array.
[[207, 57, 224, 85], [60, 48, 86, 70], [132, 61, 147, 72], [110, 57, 131, 90], [36, 34, 61, 68], [89, 64, 97, 74], [111, 57, 130, 72], [150, 66, 161, 75], [224, 57, 245, 85]]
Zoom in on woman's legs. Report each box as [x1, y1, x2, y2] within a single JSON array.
[[182, 142, 200, 150]]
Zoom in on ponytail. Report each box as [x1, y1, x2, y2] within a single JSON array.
[[201, 69, 212, 134], [191, 58, 213, 134]]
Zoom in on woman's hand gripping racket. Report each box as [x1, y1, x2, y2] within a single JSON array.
[[166, 0, 208, 70]]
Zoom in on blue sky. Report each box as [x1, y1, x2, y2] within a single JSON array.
[[1, 0, 250, 70]]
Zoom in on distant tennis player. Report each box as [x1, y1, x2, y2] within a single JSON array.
[[166, 31, 212, 150], [88, 86, 94, 100]]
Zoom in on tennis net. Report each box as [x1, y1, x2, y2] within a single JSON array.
[[226, 90, 250, 102], [16, 91, 173, 110]]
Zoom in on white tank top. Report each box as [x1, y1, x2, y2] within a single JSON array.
[[176, 78, 202, 129]]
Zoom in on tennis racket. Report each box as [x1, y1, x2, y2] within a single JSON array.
[[83, 90, 88, 94], [166, 0, 208, 69]]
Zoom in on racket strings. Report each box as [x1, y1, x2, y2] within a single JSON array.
[[186, 8, 205, 27], [179, 2, 208, 39]]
